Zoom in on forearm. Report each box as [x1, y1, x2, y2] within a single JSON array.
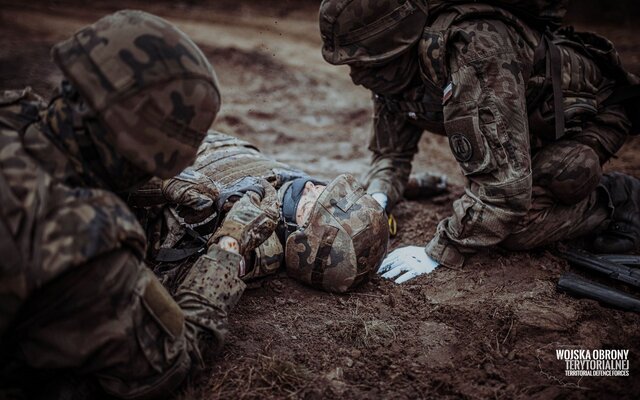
[[175, 245, 246, 361], [426, 29, 533, 267], [427, 175, 532, 267], [364, 156, 411, 208], [175, 185, 278, 355], [362, 97, 424, 210]]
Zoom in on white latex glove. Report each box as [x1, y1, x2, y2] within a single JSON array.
[[371, 192, 388, 210], [378, 246, 439, 283]]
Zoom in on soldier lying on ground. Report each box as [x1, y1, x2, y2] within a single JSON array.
[[129, 130, 391, 293], [319, 0, 640, 283], [0, 10, 278, 400]]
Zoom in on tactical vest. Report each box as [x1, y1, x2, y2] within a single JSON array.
[[163, 131, 309, 282], [0, 89, 147, 335], [191, 131, 307, 189], [377, 3, 638, 141], [376, 4, 541, 135]]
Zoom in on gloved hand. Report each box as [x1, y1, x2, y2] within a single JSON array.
[[377, 246, 438, 283], [216, 176, 269, 213], [371, 192, 388, 210], [209, 181, 279, 255], [162, 169, 219, 224]]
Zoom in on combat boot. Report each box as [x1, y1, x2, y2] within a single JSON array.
[[593, 172, 640, 253]]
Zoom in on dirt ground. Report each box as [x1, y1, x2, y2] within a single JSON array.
[[1, 1, 639, 399]]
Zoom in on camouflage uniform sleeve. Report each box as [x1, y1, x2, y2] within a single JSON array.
[[104, 247, 245, 397], [8, 245, 244, 398], [425, 21, 533, 268], [361, 96, 424, 210], [174, 245, 246, 359]]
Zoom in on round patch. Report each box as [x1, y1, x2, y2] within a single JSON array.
[[449, 134, 473, 162]]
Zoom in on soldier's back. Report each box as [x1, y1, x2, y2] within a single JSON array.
[[0, 88, 146, 338]]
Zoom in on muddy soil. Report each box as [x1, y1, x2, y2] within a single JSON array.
[[1, 1, 639, 399]]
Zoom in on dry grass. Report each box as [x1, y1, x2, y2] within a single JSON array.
[[347, 318, 397, 348], [182, 354, 328, 400], [330, 301, 397, 349]]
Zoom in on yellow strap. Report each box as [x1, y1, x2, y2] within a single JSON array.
[[388, 214, 398, 237]]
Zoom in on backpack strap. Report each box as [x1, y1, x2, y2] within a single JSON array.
[[534, 28, 565, 140]]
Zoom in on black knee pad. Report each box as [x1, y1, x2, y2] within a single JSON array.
[[532, 141, 602, 205]]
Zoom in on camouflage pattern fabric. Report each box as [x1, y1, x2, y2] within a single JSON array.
[[0, 87, 246, 399], [348, 50, 419, 96], [129, 130, 298, 282], [52, 10, 221, 179], [285, 174, 389, 293], [498, 181, 611, 252], [320, 0, 429, 66], [320, 2, 634, 267], [319, 0, 569, 67], [361, 94, 428, 210], [190, 131, 306, 188], [530, 140, 602, 206], [247, 233, 285, 280], [160, 169, 220, 224], [210, 183, 279, 255], [161, 130, 305, 280], [44, 92, 155, 192], [423, 14, 630, 267], [137, 131, 388, 293], [0, 10, 237, 399]]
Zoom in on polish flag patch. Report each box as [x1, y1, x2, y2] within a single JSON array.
[[442, 82, 453, 105]]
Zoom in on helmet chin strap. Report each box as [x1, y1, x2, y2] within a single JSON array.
[[276, 177, 309, 244], [277, 177, 327, 243], [282, 178, 309, 225]]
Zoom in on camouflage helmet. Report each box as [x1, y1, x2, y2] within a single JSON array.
[[284, 174, 389, 293], [319, 0, 429, 66], [51, 10, 221, 179]]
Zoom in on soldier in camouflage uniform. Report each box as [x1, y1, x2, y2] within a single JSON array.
[[319, 0, 640, 282], [0, 10, 277, 399], [130, 130, 390, 294]]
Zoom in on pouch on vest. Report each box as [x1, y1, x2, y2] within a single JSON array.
[[559, 29, 640, 135]]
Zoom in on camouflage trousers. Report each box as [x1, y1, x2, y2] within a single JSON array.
[[501, 139, 620, 250]]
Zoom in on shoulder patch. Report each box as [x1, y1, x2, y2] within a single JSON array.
[[449, 133, 473, 162]]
